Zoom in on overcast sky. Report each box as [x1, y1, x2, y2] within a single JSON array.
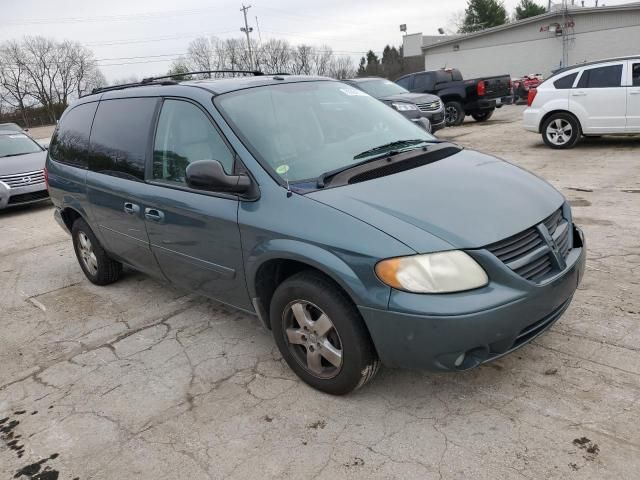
[[0, 0, 635, 81]]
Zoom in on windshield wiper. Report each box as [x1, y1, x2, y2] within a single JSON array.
[[316, 140, 441, 188], [0, 153, 24, 158], [352, 139, 440, 160]]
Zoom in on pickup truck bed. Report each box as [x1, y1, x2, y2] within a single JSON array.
[[396, 69, 512, 126]]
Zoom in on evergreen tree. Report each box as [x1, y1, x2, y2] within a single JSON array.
[[381, 45, 402, 79], [515, 0, 547, 20], [364, 50, 380, 76], [357, 57, 366, 76], [459, 0, 508, 33]]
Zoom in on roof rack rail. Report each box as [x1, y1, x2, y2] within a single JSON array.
[[87, 69, 264, 97], [142, 69, 264, 83]]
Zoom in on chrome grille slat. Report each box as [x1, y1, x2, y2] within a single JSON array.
[[415, 100, 442, 113], [0, 170, 45, 188]]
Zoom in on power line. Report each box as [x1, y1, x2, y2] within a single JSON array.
[[2, 7, 217, 27], [85, 30, 239, 47]]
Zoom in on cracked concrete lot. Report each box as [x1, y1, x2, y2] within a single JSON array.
[[1, 105, 639, 479]]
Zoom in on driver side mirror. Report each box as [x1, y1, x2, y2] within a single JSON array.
[[185, 160, 252, 194]]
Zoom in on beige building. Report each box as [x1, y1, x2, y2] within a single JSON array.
[[403, 3, 640, 78]]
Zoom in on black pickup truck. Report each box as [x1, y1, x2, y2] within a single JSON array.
[[396, 69, 512, 126]]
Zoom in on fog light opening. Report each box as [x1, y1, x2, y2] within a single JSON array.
[[454, 353, 466, 367]]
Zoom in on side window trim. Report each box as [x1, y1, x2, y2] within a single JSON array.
[[88, 97, 160, 181], [146, 96, 243, 198], [50, 101, 99, 169], [575, 63, 624, 89]]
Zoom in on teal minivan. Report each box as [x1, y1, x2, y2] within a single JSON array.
[[46, 73, 586, 394]]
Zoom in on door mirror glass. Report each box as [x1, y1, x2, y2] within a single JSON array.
[[185, 159, 251, 193]]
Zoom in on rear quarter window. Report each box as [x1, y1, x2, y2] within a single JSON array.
[[553, 72, 578, 89], [49, 102, 98, 168], [88, 97, 158, 181]]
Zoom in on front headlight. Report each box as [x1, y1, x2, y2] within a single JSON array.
[[392, 102, 418, 111], [375, 251, 488, 293]]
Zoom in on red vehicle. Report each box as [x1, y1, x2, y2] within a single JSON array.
[[512, 74, 543, 104]]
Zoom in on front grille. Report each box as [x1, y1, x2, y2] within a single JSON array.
[[416, 100, 442, 113], [8, 190, 49, 205], [486, 208, 572, 282], [0, 170, 45, 188]]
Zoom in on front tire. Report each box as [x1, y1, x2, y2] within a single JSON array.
[[270, 271, 380, 395], [541, 113, 581, 149], [444, 101, 465, 126], [471, 110, 494, 122], [72, 218, 122, 285]]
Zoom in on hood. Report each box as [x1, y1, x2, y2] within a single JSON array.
[[0, 151, 47, 177], [379, 92, 440, 105], [308, 149, 564, 251]]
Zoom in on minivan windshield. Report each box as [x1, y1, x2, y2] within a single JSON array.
[[216, 81, 436, 183], [0, 133, 42, 158], [355, 79, 410, 98]]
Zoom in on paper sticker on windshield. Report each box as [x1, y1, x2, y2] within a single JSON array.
[[340, 88, 367, 96], [276, 164, 290, 175]]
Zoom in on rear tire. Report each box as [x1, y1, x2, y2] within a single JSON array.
[[270, 271, 380, 395], [72, 218, 122, 285], [444, 101, 465, 126], [541, 113, 581, 149], [471, 110, 494, 122]]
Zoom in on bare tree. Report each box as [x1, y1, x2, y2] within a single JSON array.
[[311, 46, 333, 76], [0, 41, 33, 126], [291, 45, 314, 75], [259, 39, 292, 74], [328, 56, 356, 80], [176, 36, 356, 80], [21, 36, 60, 123], [187, 37, 215, 76]]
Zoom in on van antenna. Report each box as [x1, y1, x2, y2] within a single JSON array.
[[285, 176, 292, 198]]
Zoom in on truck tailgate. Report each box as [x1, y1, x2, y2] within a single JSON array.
[[483, 75, 511, 99]]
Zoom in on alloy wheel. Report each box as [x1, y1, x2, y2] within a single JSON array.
[[78, 231, 98, 275], [283, 300, 343, 379], [546, 119, 573, 146], [445, 105, 459, 125]]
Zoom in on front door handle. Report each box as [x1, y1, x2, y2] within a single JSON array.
[[630, 90, 640, 95], [144, 208, 165, 222], [123, 202, 140, 215], [571, 91, 587, 97]]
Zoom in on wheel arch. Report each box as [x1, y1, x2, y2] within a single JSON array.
[[59, 206, 86, 232], [539, 109, 582, 134], [246, 240, 384, 330]]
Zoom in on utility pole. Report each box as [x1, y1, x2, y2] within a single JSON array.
[[240, 4, 254, 70]]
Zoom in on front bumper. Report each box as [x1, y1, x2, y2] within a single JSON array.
[[359, 225, 586, 371], [404, 109, 446, 132], [0, 181, 49, 209]]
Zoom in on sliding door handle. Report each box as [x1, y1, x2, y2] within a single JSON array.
[[123, 202, 140, 214], [144, 208, 165, 222]]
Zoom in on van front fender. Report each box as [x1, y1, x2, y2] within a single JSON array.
[[245, 238, 391, 310]]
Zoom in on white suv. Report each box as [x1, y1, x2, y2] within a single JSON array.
[[523, 56, 640, 149]]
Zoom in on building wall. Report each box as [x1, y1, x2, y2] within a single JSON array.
[[423, 9, 640, 78], [402, 33, 424, 57]]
